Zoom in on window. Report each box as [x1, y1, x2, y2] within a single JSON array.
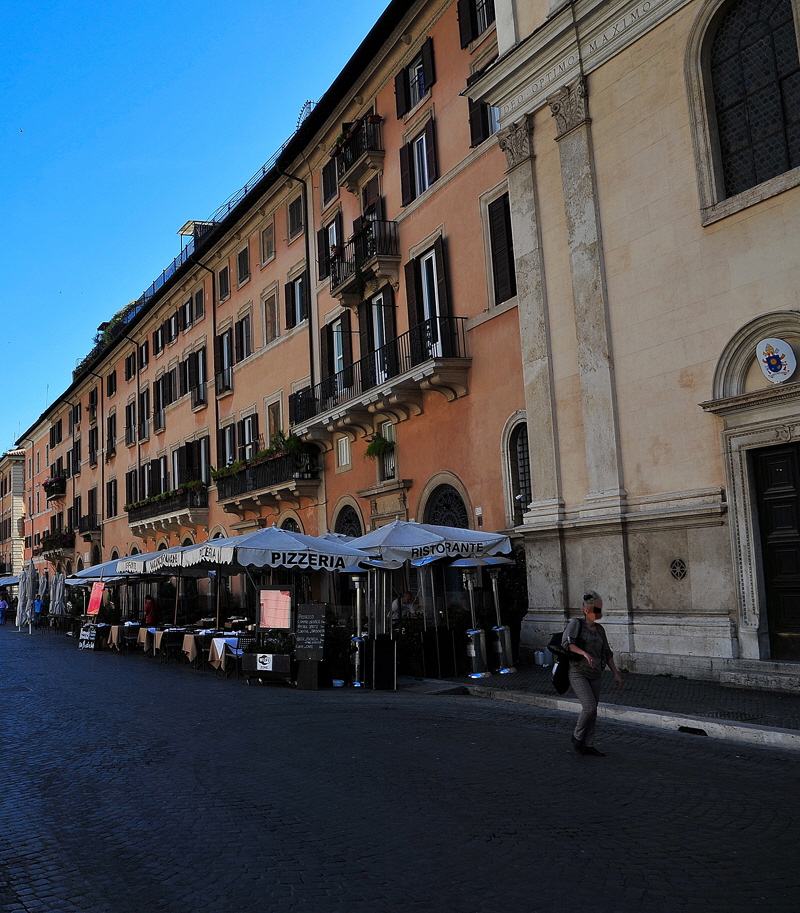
[[509, 422, 531, 526], [260, 221, 275, 264], [106, 479, 118, 519], [288, 196, 304, 238], [358, 285, 397, 387], [284, 271, 308, 330], [69, 402, 81, 434], [395, 38, 436, 118], [106, 414, 117, 459], [320, 311, 353, 391], [36, 451, 40, 474], [238, 413, 260, 462], [49, 420, 62, 448], [138, 389, 150, 440], [106, 370, 116, 398], [336, 435, 351, 468], [362, 176, 384, 220], [404, 236, 453, 360], [152, 324, 164, 356], [267, 400, 282, 442], [400, 120, 438, 205], [218, 264, 231, 301], [124, 352, 137, 381], [467, 65, 501, 146], [138, 341, 149, 371], [186, 348, 207, 407], [237, 245, 250, 285], [322, 158, 338, 206], [89, 427, 99, 466], [125, 403, 136, 446], [218, 424, 237, 467], [234, 314, 253, 363], [88, 386, 98, 422], [378, 420, 396, 481], [709, 0, 800, 199], [458, 0, 496, 47], [317, 212, 343, 281], [263, 292, 280, 344], [125, 469, 138, 507], [180, 296, 194, 331], [173, 436, 210, 486], [194, 287, 205, 320], [487, 192, 517, 304], [215, 329, 234, 394]]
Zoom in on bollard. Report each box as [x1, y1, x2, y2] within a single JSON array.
[[350, 635, 366, 687], [466, 628, 491, 678], [490, 625, 516, 674]]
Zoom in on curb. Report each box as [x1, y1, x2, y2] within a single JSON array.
[[465, 685, 800, 752]]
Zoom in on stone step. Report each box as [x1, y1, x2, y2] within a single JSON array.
[[719, 662, 800, 694]]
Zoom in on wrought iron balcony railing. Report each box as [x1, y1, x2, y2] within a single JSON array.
[[329, 219, 399, 293], [335, 119, 383, 182], [289, 316, 468, 424], [127, 488, 208, 525], [78, 514, 100, 535], [216, 452, 319, 501]]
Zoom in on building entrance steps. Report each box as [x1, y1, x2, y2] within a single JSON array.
[[397, 663, 800, 751]]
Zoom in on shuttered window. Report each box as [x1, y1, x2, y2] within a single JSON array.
[[395, 37, 436, 118], [487, 193, 516, 304]]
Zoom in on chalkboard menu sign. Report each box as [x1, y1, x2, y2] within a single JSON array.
[[295, 603, 325, 661], [78, 624, 101, 651]]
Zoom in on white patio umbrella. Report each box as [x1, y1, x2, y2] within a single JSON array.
[[15, 569, 28, 627], [180, 526, 371, 572], [49, 573, 67, 616], [349, 519, 511, 563]]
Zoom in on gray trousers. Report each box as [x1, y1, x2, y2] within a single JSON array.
[[569, 668, 602, 746]]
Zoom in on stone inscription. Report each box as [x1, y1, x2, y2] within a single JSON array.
[[502, 0, 657, 119]]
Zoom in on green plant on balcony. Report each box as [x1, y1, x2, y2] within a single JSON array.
[[364, 432, 394, 460], [40, 529, 76, 552], [123, 481, 207, 513], [43, 475, 67, 494], [210, 460, 245, 482]]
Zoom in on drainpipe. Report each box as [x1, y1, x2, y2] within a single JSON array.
[[86, 370, 105, 553], [193, 261, 219, 485]]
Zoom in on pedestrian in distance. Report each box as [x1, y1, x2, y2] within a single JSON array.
[[143, 594, 158, 626], [563, 590, 623, 757], [0, 591, 7, 625]]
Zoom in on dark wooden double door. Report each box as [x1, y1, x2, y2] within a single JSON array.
[[753, 444, 800, 660]]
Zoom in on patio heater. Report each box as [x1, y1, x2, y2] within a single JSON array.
[[457, 565, 490, 679], [349, 572, 366, 688], [487, 563, 515, 674]]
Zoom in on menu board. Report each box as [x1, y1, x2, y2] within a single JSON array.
[[258, 587, 292, 630], [78, 624, 100, 650], [295, 603, 325, 661]]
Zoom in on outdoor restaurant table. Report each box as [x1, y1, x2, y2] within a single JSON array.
[[138, 627, 156, 655], [182, 629, 217, 665], [108, 625, 124, 650], [209, 636, 239, 673]]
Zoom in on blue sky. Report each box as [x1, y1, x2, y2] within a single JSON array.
[[0, 0, 389, 451]]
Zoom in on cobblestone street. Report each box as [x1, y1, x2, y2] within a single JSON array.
[[1, 629, 798, 913]]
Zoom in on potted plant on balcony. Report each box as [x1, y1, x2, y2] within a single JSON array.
[[364, 432, 394, 460]]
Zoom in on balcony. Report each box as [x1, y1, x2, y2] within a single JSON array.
[[215, 451, 321, 523], [329, 220, 400, 304], [334, 118, 384, 194], [44, 477, 67, 501], [126, 487, 209, 540], [34, 529, 75, 557], [289, 316, 471, 445], [78, 514, 101, 542]]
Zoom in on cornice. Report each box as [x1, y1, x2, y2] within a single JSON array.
[[468, 0, 695, 120]]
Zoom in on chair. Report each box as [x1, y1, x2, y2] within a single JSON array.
[[226, 633, 256, 679], [122, 624, 142, 653], [193, 632, 214, 670], [160, 629, 186, 664]]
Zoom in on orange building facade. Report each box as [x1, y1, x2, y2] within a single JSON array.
[[15, 0, 528, 614]]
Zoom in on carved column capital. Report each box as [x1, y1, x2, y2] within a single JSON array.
[[547, 77, 590, 140], [497, 115, 534, 171]]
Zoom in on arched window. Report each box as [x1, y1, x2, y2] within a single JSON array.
[[424, 484, 469, 528], [710, 0, 800, 198], [509, 423, 532, 526], [281, 517, 301, 533], [335, 505, 363, 538]]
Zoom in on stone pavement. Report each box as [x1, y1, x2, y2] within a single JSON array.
[[424, 659, 800, 750], [2, 628, 800, 913]]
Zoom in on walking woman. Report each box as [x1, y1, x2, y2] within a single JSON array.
[[563, 591, 623, 756]]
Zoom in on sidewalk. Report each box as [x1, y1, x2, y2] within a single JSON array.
[[400, 662, 800, 751]]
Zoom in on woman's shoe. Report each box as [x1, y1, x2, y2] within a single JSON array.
[[584, 746, 606, 757], [571, 736, 587, 754]]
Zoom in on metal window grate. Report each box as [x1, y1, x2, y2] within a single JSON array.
[[424, 484, 469, 528], [710, 0, 800, 198]]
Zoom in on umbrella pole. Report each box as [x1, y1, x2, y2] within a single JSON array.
[[173, 572, 180, 627], [215, 573, 221, 630]]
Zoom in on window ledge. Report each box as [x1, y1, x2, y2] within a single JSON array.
[[701, 166, 800, 226], [466, 296, 518, 331]]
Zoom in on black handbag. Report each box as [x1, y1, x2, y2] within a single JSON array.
[[551, 656, 570, 694], [547, 630, 572, 661]]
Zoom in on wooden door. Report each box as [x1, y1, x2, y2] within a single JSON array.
[[753, 445, 800, 660]]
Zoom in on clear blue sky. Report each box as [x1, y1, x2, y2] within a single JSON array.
[[0, 0, 389, 452]]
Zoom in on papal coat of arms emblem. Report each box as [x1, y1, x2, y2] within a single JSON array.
[[757, 337, 796, 384]]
